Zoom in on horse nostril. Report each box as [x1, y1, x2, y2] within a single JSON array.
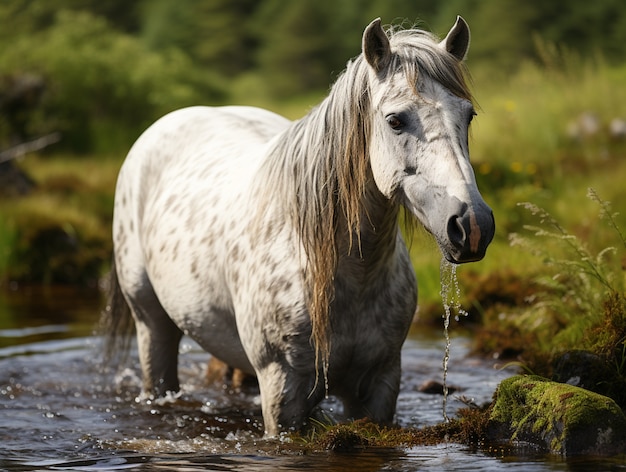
[[447, 215, 466, 249]]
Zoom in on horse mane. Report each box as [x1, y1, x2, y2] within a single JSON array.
[[255, 24, 473, 380]]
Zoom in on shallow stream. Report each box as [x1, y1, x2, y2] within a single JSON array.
[[1, 287, 624, 471]]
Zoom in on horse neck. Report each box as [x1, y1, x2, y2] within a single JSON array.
[[272, 67, 401, 271], [338, 178, 401, 273]]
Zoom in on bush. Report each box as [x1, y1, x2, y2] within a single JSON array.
[[0, 10, 225, 153]]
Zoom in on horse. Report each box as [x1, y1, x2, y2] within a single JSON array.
[[104, 16, 495, 437]]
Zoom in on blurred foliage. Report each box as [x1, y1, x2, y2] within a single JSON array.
[[1, 0, 625, 298], [0, 155, 119, 285], [0, 5, 224, 153], [2, 0, 626, 153]]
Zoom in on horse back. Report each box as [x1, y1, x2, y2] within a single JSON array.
[[112, 106, 290, 346]]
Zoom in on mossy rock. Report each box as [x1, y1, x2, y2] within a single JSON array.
[[488, 375, 626, 456]]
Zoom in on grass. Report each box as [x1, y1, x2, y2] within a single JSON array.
[[0, 155, 120, 285], [19, 154, 121, 192], [295, 408, 492, 452]]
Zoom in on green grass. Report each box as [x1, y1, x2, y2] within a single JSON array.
[[0, 155, 121, 285]]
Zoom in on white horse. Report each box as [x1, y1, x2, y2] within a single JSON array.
[[105, 17, 495, 437]]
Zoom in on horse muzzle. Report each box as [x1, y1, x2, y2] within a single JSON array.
[[443, 200, 495, 263]]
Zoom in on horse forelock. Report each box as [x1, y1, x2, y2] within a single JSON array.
[[387, 27, 473, 104]]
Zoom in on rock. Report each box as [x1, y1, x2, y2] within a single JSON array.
[[552, 350, 615, 397], [418, 379, 459, 395], [487, 375, 626, 456]]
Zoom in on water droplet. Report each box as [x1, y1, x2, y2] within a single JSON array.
[[439, 257, 468, 422]]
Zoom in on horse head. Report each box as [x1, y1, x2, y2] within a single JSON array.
[[363, 17, 494, 263]]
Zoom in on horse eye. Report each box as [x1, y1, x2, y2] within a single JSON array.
[[469, 110, 477, 124], [386, 114, 404, 131]]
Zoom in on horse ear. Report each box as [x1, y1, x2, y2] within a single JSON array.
[[363, 18, 391, 72], [440, 16, 470, 61]]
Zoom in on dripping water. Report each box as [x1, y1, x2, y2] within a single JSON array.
[[440, 257, 468, 422]]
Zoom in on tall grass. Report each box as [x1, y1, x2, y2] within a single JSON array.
[[474, 189, 626, 405], [509, 190, 624, 343]]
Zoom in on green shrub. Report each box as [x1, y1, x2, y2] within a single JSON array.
[[0, 10, 225, 153]]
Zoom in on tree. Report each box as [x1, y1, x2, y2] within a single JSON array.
[[0, 9, 223, 152], [254, 0, 340, 97], [141, 0, 260, 77], [536, 0, 626, 60]]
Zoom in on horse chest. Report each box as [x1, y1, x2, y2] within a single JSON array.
[[330, 260, 417, 361]]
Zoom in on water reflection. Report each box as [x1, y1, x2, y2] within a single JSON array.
[[0, 285, 102, 347]]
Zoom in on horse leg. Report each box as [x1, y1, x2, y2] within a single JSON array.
[[256, 363, 321, 437], [343, 358, 402, 425], [205, 356, 258, 390], [126, 282, 183, 397]]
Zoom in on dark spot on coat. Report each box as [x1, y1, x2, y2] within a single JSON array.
[[231, 244, 240, 262], [165, 194, 177, 211], [190, 259, 200, 280], [115, 224, 125, 244], [264, 222, 275, 241]]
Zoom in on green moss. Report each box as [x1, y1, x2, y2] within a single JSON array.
[[490, 375, 626, 454]]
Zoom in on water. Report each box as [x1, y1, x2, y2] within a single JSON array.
[[1, 288, 624, 471], [439, 258, 468, 423]]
